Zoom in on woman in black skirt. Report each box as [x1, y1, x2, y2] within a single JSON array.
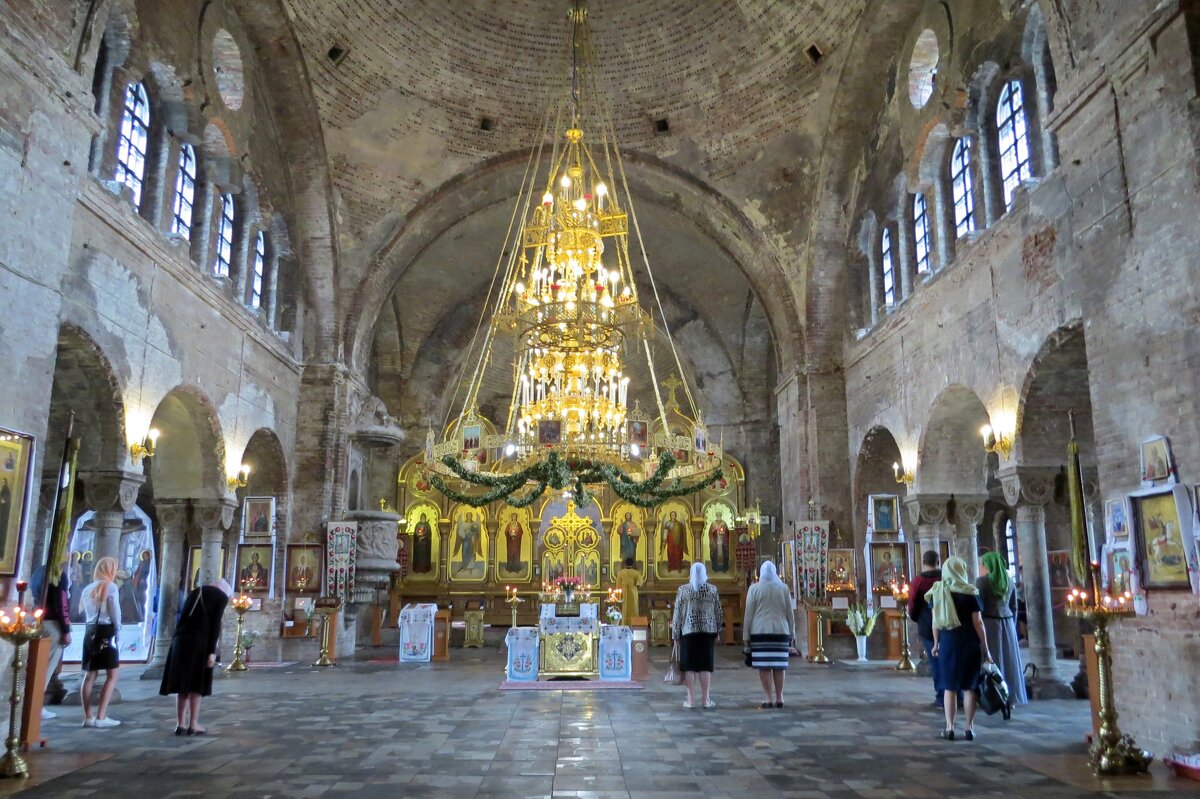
[[670, 562, 723, 709], [743, 561, 796, 708], [81, 556, 122, 728], [927, 556, 993, 740], [160, 578, 230, 735]]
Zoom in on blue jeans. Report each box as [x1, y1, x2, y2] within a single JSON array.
[[922, 637, 944, 702]]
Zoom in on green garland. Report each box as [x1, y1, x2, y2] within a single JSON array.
[[429, 450, 724, 509]]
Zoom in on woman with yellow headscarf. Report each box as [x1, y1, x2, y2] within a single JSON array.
[[927, 556, 992, 740]]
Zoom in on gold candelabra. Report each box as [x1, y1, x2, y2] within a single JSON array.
[[505, 586, 524, 628], [314, 609, 335, 667], [226, 592, 254, 672], [806, 602, 832, 665], [890, 582, 915, 672], [605, 586, 624, 623], [0, 582, 43, 779], [1065, 562, 1151, 776]]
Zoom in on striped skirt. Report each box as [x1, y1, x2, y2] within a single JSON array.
[[749, 633, 790, 670]]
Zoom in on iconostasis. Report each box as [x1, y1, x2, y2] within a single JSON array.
[[394, 451, 752, 596]]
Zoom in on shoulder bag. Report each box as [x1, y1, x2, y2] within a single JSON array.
[[663, 641, 685, 685]]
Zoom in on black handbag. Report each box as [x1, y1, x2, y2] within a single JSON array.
[[743, 646, 753, 667], [977, 664, 1012, 720]]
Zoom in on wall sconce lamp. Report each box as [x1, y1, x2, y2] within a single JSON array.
[[130, 428, 160, 463], [227, 463, 251, 491], [892, 461, 915, 486], [980, 424, 1013, 460]]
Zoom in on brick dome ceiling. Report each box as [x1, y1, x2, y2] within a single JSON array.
[[283, 0, 865, 253]]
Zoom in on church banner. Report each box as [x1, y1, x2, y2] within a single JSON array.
[[796, 521, 830, 600], [326, 521, 357, 599]]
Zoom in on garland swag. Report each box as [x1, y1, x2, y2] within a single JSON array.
[[429, 450, 724, 509]]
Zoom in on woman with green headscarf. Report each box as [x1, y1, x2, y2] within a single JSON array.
[[976, 551, 1027, 704], [927, 556, 992, 740]]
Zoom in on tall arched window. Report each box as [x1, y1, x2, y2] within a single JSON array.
[[913, 193, 932, 274], [950, 138, 976, 237], [996, 80, 1033, 209], [881, 228, 895, 307], [171, 143, 197, 239], [250, 231, 266, 309], [115, 81, 151, 210], [214, 194, 235, 277]]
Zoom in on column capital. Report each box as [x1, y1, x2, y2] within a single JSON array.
[[191, 497, 237, 531], [903, 494, 953, 527], [81, 470, 146, 513], [154, 499, 191, 531], [996, 465, 1057, 508], [951, 494, 989, 526]]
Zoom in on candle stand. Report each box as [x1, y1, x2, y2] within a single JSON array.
[[226, 593, 254, 672], [0, 583, 43, 779]]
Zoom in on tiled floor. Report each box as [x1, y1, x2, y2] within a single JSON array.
[[1, 646, 1192, 798]]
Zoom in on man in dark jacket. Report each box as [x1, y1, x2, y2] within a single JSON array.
[[32, 561, 72, 718], [907, 549, 943, 707]]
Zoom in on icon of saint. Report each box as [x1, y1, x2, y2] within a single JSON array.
[[659, 510, 688, 573], [708, 510, 730, 572], [412, 512, 434, 573], [503, 512, 524, 574], [617, 511, 641, 563]]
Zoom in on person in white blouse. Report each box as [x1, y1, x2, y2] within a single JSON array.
[[80, 556, 122, 728], [743, 561, 797, 708]]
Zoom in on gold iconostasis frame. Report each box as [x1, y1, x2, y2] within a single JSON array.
[[394, 450, 755, 602]]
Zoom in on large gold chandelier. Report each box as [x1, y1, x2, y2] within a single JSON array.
[[426, 0, 722, 509]]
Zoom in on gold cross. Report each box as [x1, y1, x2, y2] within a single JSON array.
[[662, 373, 684, 410]]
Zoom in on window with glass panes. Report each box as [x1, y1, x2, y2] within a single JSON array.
[[881, 228, 895, 307], [996, 80, 1033, 209], [250, 231, 266, 309], [913, 193, 932, 274], [115, 82, 151, 210], [214, 194, 235, 277], [951, 138, 975, 237], [171, 143, 196, 239]]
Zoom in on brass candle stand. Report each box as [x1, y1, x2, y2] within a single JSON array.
[[226, 593, 254, 672], [890, 583, 915, 672], [805, 602, 832, 665], [505, 586, 524, 628], [314, 609, 336, 667], [0, 583, 43, 779], [1065, 566, 1151, 776]]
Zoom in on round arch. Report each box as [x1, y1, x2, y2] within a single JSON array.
[[147, 386, 226, 499], [47, 324, 127, 473], [1015, 322, 1095, 467], [853, 425, 906, 540], [344, 148, 803, 377], [916, 384, 991, 495]]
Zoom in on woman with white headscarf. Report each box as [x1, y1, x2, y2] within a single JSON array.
[[159, 578, 231, 735], [670, 562, 723, 708], [743, 561, 796, 708]]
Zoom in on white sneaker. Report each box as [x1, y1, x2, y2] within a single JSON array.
[[41, 709, 56, 720], [93, 717, 120, 728], [82, 718, 95, 728]]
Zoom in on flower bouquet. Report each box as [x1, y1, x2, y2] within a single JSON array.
[[553, 576, 583, 601], [845, 603, 882, 635], [605, 606, 623, 624]]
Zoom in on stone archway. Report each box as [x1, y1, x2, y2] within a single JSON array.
[[141, 386, 234, 678], [1004, 323, 1098, 691], [853, 426, 906, 552]]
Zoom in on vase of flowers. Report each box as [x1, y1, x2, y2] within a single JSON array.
[[845, 603, 882, 662], [554, 576, 582, 603]]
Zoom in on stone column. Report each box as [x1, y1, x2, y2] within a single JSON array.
[[867, 242, 881, 327], [81, 470, 145, 559], [190, 169, 216, 269], [998, 466, 1072, 698], [345, 510, 401, 604], [953, 495, 988, 580], [140, 123, 172, 228], [904, 494, 951, 569], [141, 500, 189, 679], [933, 173, 955, 270], [264, 249, 282, 329], [193, 498, 235, 588]]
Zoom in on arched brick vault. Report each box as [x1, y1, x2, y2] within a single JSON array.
[[917, 385, 991, 496], [148, 386, 227, 500], [344, 149, 804, 379], [854, 426, 906, 538], [47, 324, 127, 474], [1016, 323, 1097, 467]]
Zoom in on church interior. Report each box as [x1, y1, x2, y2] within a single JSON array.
[[0, 0, 1199, 796]]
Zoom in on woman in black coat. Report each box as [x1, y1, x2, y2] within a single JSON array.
[[159, 578, 230, 735]]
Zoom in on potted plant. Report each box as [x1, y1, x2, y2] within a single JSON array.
[[845, 603, 883, 662]]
